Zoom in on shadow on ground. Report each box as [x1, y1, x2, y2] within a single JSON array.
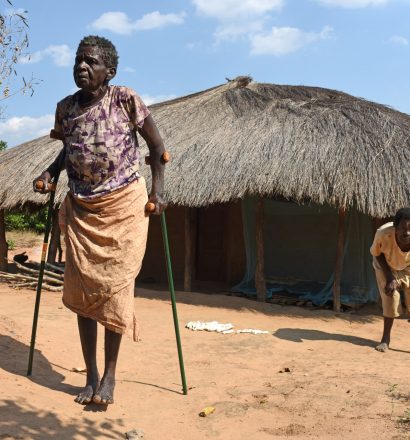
[[0, 334, 184, 400], [0, 398, 125, 439], [273, 328, 410, 353], [135, 285, 379, 324], [0, 334, 80, 396], [273, 328, 376, 347]]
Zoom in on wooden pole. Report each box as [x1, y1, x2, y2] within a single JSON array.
[[225, 206, 233, 285], [255, 198, 266, 301], [332, 207, 346, 313], [0, 209, 7, 272], [184, 207, 192, 292], [191, 208, 197, 284]]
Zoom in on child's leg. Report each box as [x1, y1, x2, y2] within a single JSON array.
[[378, 317, 394, 351], [75, 315, 99, 404], [403, 286, 410, 320], [373, 260, 401, 351]]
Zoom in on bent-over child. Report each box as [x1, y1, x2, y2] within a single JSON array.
[[370, 208, 410, 352]]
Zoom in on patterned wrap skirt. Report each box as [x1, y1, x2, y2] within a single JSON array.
[[59, 177, 149, 341]]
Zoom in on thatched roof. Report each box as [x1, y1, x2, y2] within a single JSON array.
[[1, 76, 410, 217]]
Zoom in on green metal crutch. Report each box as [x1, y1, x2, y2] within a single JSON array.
[[145, 151, 187, 395], [146, 199, 188, 395], [27, 178, 61, 375], [161, 211, 188, 395], [27, 133, 64, 376]]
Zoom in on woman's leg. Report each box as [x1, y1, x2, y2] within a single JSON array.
[[93, 328, 122, 404], [75, 315, 99, 404]]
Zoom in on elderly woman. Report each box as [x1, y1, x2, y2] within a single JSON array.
[[34, 35, 166, 405]]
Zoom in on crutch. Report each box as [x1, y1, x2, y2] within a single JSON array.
[[27, 131, 64, 376], [145, 152, 188, 395]]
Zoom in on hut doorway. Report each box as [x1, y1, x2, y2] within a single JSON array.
[[194, 202, 245, 289], [138, 202, 245, 291]]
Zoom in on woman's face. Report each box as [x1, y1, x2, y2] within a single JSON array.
[[73, 45, 111, 92]]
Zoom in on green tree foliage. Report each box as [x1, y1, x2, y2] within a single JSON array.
[[5, 208, 46, 233], [0, 4, 42, 234]]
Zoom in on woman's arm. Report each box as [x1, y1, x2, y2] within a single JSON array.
[[138, 114, 167, 214], [33, 148, 65, 193]]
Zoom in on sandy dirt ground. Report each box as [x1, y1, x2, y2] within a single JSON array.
[[2, 242, 410, 439]]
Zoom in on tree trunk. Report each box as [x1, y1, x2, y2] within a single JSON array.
[[0, 209, 8, 272]]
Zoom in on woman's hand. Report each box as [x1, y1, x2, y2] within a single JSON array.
[[146, 192, 167, 215], [33, 171, 52, 194]]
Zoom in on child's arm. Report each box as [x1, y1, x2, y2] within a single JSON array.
[[375, 253, 400, 296]]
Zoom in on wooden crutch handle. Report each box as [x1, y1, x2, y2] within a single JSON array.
[[145, 201, 156, 213], [145, 151, 171, 165], [162, 151, 170, 163], [35, 180, 56, 192]]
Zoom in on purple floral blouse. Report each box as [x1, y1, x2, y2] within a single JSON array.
[[54, 85, 150, 199]]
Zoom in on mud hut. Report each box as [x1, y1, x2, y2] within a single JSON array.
[[1, 77, 410, 309]]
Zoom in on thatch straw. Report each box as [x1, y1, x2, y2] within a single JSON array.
[[1, 76, 409, 217]]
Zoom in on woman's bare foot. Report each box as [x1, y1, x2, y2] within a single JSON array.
[[75, 374, 100, 404], [93, 374, 115, 404]]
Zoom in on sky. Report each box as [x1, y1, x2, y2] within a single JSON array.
[[1, 0, 410, 147]]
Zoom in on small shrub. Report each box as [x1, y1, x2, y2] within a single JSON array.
[[6, 239, 15, 250], [5, 208, 47, 234], [5, 213, 30, 230]]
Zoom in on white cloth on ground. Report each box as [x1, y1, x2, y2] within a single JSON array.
[[185, 321, 270, 335]]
